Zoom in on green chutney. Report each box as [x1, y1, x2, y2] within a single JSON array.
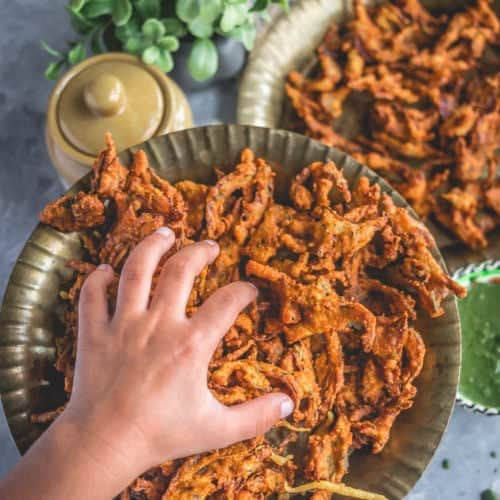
[[458, 281, 500, 409]]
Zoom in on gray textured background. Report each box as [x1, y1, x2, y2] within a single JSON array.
[[0, 1, 498, 498]]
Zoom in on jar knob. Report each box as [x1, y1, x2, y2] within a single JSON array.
[[83, 74, 126, 117]]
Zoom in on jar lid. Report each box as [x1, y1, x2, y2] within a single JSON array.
[[47, 53, 177, 164]]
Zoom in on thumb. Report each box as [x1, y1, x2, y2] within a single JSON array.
[[216, 393, 294, 447]]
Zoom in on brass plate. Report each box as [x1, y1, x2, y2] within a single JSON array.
[[0, 125, 460, 499]]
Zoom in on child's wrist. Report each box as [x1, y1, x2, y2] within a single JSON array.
[[54, 409, 145, 495]]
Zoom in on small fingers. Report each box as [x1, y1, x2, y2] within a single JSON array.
[[115, 227, 175, 317], [190, 281, 257, 356], [212, 393, 294, 448], [78, 264, 114, 335], [150, 240, 219, 317]]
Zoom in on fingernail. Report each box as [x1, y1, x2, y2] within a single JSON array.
[[204, 239, 218, 247], [97, 264, 110, 271], [156, 227, 173, 239], [247, 282, 258, 294], [280, 397, 294, 419]]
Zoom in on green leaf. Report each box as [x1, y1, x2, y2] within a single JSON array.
[[41, 40, 63, 58], [90, 25, 107, 53], [188, 17, 213, 38], [162, 17, 187, 37], [123, 36, 144, 54], [112, 0, 132, 26], [157, 36, 180, 52], [219, 3, 247, 33], [68, 41, 86, 64], [200, 0, 223, 22], [68, 8, 100, 34], [481, 491, 498, 500], [133, 0, 160, 20], [155, 49, 174, 72], [45, 61, 64, 80], [142, 18, 166, 40], [175, 0, 201, 23], [142, 45, 160, 64], [250, 0, 269, 12], [225, 0, 247, 4], [114, 17, 140, 42], [81, 0, 113, 18], [188, 37, 218, 81], [68, 0, 87, 13], [227, 19, 256, 50]]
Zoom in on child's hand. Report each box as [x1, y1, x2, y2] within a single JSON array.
[[61, 227, 294, 485]]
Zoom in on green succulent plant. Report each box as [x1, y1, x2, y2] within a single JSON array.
[[43, 0, 288, 82]]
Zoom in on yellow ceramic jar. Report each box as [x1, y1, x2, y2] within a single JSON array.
[[46, 53, 193, 187]]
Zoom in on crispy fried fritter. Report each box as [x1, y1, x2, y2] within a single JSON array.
[[39, 192, 105, 232], [36, 135, 464, 498], [286, 0, 500, 249]]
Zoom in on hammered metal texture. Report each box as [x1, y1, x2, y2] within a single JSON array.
[[0, 125, 460, 498]]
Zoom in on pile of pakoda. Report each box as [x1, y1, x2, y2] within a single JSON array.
[[36, 134, 465, 499], [286, 0, 500, 249]]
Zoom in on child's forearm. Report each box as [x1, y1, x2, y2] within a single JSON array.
[[0, 415, 133, 500]]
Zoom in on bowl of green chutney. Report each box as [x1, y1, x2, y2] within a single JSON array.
[[454, 260, 500, 416]]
